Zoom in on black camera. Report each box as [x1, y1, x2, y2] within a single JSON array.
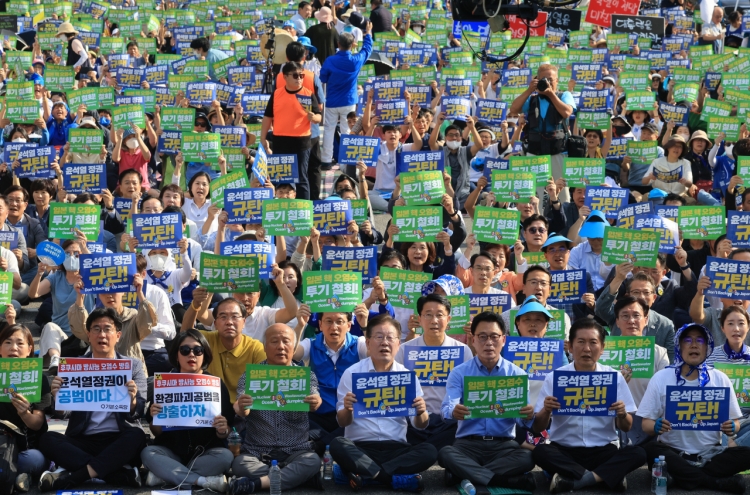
[[537, 77, 550, 92]]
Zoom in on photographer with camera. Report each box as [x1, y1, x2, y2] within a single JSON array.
[[509, 64, 576, 204]]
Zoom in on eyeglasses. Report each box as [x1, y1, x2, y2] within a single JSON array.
[[526, 227, 547, 234], [6, 198, 25, 205], [472, 266, 494, 273], [475, 334, 503, 344], [629, 290, 654, 298], [546, 246, 568, 253], [89, 326, 117, 335], [421, 313, 447, 320], [179, 345, 205, 356], [370, 335, 398, 343], [287, 72, 305, 80], [617, 313, 643, 321], [526, 279, 549, 288], [217, 314, 244, 322], [682, 336, 706, 346]]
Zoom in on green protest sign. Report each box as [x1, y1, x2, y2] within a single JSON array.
[[69, 128, 104, 154], [0, 358, 43, 403], [199, 253, 258, 292], [5, 81, 33, 100], [181, 132, 222, 163], [463, 375, 528, 419], [601, 226, 660, 268], [472, 207, 520, 245], [48, 203, 101, 240], [4, 100, 39, 124], [262, 199, 314, 236], [119, 19, 141, 36], [706, 116, 742, 141], [446, 295, 470, 335], [701, 99, 733, 122], [161, 107, 196, 131], [510, 155, 551, 186], [607, 33, 630, 51], [673, 83, 700, 104], [124, 89, 156, 113], [724, 89, 750, 108], [567, 49, 592, 64], [244, 364, 311, 411], [599, 336, 655, 379], [625, 90, 655, 111], [509, 308, 565, 339], [112, 104, 145, 130], [100, 36, 125, 54], [392, 206, 442, 242], [523, 251, 549, 269], [184, 60, 209, 79], [379, 267, 431, 309], [713, 364, 750, 405], [563, 158, 606, 188], [67, 87, 99, 111], [677, 205, 726, 239], [627, 140, 658, 165], [400, 170, 445, 205], [209, 170, 249, 208], [490, 170, 534, 203], [670, 68, 701, 84], [577, 111, 609, 130], [0, 272, 13, 307], [213, 56, 238, 80], [168, 74, 197, 93], [98, 87, 115, 109], [302, 271, 362, 312], [350, 199, 369, 224]]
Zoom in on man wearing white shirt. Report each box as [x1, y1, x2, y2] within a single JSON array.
[[637, 324, 750, 493], [395, 294, 472, 450], [290, 1, 311, 35], [330, 314, 438, 491], [135, 253, 176, 375], [532, 320, 647, 493]]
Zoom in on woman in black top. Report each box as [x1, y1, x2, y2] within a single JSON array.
[[0, 324, 51, 494], [141, 329, 235, 491]]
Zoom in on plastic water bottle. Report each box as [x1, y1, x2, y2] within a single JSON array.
[[659, 455, 668, 482], [656, 476, 668, 495], [460, 479, 476, 495], [228, 428, 241, 457], [322, 446, 333, 480], [651, 458, 662, 493], [270, 460, 281, 495]]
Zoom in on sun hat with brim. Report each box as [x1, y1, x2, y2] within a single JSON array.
[[421, 274, 465, 297], [297, 36, 318, 54], [315, 6, 333, 23], [641, 122, 659, 135], [542, 234, 572, 251], [688, 130, 712, 149], [514, 295, 553, 323], [663, 134, 688, 159], [79, 116, 98, 128], [579, 209, 607, 239], [611, 116, 632, 133], [348, 11, 368, 31], [56, 22, 79, 37]]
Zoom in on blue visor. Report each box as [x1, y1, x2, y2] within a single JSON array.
[[579, 210, 607, 239], [514, 295, 553, 321]]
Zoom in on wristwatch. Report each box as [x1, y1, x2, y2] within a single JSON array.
[[679, 262, 691, 271], [550, 200, 560, 205]]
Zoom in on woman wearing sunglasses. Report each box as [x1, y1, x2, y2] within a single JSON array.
[[141, 329, 235, 492]]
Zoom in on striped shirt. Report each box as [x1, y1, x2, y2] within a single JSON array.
[[706, 344, 750, 368]]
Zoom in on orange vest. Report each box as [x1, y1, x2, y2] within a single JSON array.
[[272, 86, 313, 137], [276, 68, 315, 93]]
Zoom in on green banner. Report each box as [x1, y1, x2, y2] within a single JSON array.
[[463, 375, 528, 419], [400, 170, 445, 205], [5, 100, 39, 124], [69, 128, 104, 154], [244, 364, 311, 411], [0, 272, 13, 307], [351, 199, 368, 224], [677, 205, 726, 240], [112, 104, 145, 130], [706, 116, 742, 142], [625, 90, 655, 111], [627, 140, 658, 165], [601, 226, 660, 268], [701, 99, 734, 122], [124, 89, 156, 113], [473, 207, 520, 245], [563, 158, 606, 188], [302, 271, 362, 312], [67, 87, 100, 111], [577, 111, 610, 130], [209, 170, 249, 208], [673, 83, 700, 104], [379, 267, 431, 309], [182, 132, 221, 163], [161, 107, 195, 131], [510, 155, 550, 186], [48, 203, 101, 240], [0, 358, 43, 402], [262, 199, 313, 236], [199, 253, 258, 292], [599, 336, 655, 378], [670, 68, 702, 84], [5, 81, 33, 100], [713, 364, 750, 405], [446, 295, 470, 335], [392, 206, 442, 242], [490, 170, 534, 202]]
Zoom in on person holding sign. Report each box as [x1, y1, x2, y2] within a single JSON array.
[[113, 124, 152, 191], [230, 324, 323, 494], [542, 234, 597, 322], [143, 238, 193, 319], [438, 311, 537, 494], [567, 209, 608, 291], [532, 320, 646, 493], [395, 294, 472, 450], [141, 330, 234, 492], [596, 267, 676, 363], [637, 324, 750, 493], [39, 307, 148, 492], [331, 314, 436, 492], [0, 324, 51, 493], [643, 134, 693, 198]]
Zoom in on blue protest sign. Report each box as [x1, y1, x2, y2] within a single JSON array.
[[0, 232, 18, 251], [158, 130, 182, 155], [481, 157, 510, 181], [224, 188, 273, 224], [267, 154, 299, 184], [445, 78, 472, 98], [398, 150, 445, 175], [705, 256, 750, 300], [62, 163, 106, 194], [468, 293, 512, 318], [219, 240, 275, 279], [132, 213, 182, 249], [228, 66, 258, 87], [607, 137, 631, 160], [3, 143, 27, 165], [580, 89, 611, 112], [616, 202, 653, 230], [375, 99, 408, 125], [475, 99, 508, 126], [115, 67, 145, 89], [655, 204, 678, 221], [80, 253, 137, 294], [451, 20, 489, 39], [338, 135, 381, 167], [145, 65, 168, 86], [352, 371, 417, 418], [727, 211, 750, 248], [187, 82, 217, 106], [548, 270, 586, 304], [252, 142, 268, 184], [584, 187, 630, 219], [552, 371, 618, 416], [665, 386, 730, 430], [657, 102, 689, 126], [313, 199, 353, 236], [321, 246, 377, 284], [501, 69, 532, 88], [403, 346, 465, 387], [213, 126, 247, 148], [442, 97, 471, 121], [241, 94, 271, 117], [86, 242, 106, 253], [215, 83, 245, 107], [373, 79, 405, 100], [503, 337, 565, 381], [15, 146, 55, 179], [634, 214, 680, 254], [571, 63, 602, 84]]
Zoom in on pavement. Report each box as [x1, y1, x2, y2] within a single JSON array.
[[16, 168, 750, 495]]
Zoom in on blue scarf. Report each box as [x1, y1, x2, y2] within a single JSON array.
[[724, 341, 750, 362], [148, 269, 173, 291], [669, 324, 714, 387]]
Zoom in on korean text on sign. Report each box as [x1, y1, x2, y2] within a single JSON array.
[[665, 386, 730, 430], [403, 347, 464, 387], [0, 358, 43, 403], [352, 371, 417, 418], [56, 358, 132, 412], [303, 271, 362, 313], [244, 364, 311, 412], [153, 372, 222, 427], [599, 336, 655, 378], [80, 253, 136, 294], [704, 256, 750, 300], [463, 375, 528, 419], [552, 371, 617, 416], [503, 337, 565, 381]]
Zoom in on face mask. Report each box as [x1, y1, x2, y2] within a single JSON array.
[[100, 117, 111, 127], [193, 50, 201, 58], [11, 138, 26, 143], [614, 126, 630, 135], [446, 140, 461, 150], [506, 118, 518, 124], [149, 254, 168, 272], [125, 139, 138, 149], [63, 254, 79, 272], [413, 26, 422, 34], [725, 144, 734, 157]]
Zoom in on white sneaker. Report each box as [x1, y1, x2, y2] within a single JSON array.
[[202, 475, 228, 493], [145, 471, 164, 487], [15, 473, 30, 492]]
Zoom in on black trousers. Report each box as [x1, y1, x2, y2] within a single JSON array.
[[39, 429, 147, 479], [406, 413, 458, 451], [644, 443, 750, 490], [329, 438, 437, 479], [308, 137, 322, 200], [308, 411, 344, 455], [532, 442, 646, 488]]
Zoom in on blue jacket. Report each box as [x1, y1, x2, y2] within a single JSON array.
[[319, 34, 373, 108], [310, 333, 360, 414]]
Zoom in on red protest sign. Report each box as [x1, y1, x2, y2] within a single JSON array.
[[507, 11, 549, 39], [586, 0, 641, 27]]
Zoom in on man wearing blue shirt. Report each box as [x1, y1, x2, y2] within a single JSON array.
[[438, 312, 537, 494]]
